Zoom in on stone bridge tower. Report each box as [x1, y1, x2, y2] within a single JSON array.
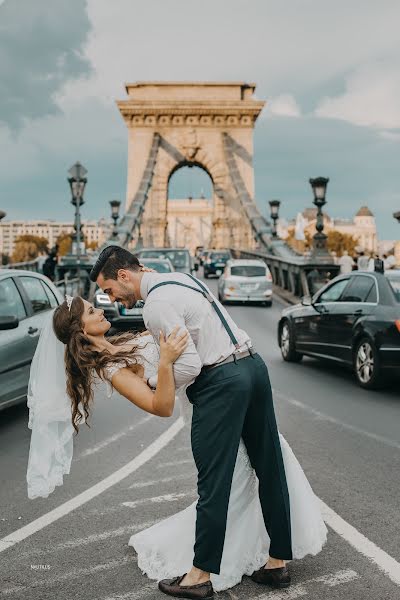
[[117, 82, 265, 248]]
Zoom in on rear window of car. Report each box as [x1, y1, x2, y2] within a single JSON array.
[[143, 261, 172, 273], [210, 253, 230, 261], [230, 265, 266, 277], [141, 250, 190, 268], [386, 275, 400, 302]]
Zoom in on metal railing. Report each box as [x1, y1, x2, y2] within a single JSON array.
[[1, 258, 39, 271], [230, 247, 340, 302]]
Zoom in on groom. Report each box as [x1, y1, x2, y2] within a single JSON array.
[[90, 246, 293, 598]]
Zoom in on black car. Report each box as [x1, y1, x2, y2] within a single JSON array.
[[203, 250, 231, 278], [277, 270, 400, 389]]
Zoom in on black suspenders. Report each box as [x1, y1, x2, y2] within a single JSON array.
[[147, 273, 241, 350]]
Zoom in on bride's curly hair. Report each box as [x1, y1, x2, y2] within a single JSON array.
[[53, 297, 144, 435]]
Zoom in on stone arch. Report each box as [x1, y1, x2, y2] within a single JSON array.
[[117, 82, 265, 248]]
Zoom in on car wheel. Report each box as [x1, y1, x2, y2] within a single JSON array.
[[204, 272, 209, 279], [279, 320, 303, 362], [354, 337, 383, 389]]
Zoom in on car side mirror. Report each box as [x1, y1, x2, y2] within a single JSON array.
[[0, 316, 19, 330], [301, 295, 312, 307]]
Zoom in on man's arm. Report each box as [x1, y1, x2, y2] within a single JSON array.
[[143, 299, 202, 389]]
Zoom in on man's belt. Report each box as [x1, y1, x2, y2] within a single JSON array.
[[202, 347, 256, 372]]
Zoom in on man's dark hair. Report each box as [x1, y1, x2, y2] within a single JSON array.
[[89, 245, 141, 282]]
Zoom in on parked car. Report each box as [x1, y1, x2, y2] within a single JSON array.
[[218, 259, 273, 306], [0, 269, 64, 411], [136, 248, 194, 274], [277, 270, 400, 389], [203, 250, 231, 278], [93, 257, 174, 329]]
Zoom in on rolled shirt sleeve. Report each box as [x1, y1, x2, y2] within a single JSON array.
[[143, 299, 202, 389]]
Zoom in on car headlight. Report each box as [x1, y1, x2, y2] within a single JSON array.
[[96, 293, 112, 305]]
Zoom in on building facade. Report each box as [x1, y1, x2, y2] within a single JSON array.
[[0, 219, 110, 257], [166, 197, 213, 253], [278, 206, 378, 253]]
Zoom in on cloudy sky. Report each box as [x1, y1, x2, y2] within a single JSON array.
[[1, 0, 399, 239]]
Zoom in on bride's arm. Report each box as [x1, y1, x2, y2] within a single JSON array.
[[108, 327, 188, 417]]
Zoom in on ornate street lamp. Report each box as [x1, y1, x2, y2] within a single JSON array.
[[309, 177, 329, 257], [269, 200, 280, 238], [109, 200, 121, 239], [68, 162, 87, 291]]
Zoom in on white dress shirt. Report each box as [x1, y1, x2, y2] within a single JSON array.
[[140, 272, 252, 390]]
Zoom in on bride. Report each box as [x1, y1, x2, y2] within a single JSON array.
[[27, 294, 327, 593]]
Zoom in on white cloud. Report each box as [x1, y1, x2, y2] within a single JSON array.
[[380, 130, 400, 141], [315, 61, 400, 130], [267, 94, 301, 117]]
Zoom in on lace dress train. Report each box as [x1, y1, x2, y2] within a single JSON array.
[[129, 434, 327, 592]]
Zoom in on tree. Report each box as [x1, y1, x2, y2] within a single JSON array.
[[286, 227, 358, 257], [327, 230, 358, 256], [56, 232, 73, 256], [11, 235, 49, 263]]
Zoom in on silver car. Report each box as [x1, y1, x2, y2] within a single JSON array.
[[0, 269, 64, 410], [218, 259, 273, 306]]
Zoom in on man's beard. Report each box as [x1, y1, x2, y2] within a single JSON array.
[[117, 283, 137, 309]]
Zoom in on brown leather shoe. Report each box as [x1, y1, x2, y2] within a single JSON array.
[[158, 574, 214, 599], [251, 565, 291, 588]]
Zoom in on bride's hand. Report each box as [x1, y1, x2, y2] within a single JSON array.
[[159, 326, 189, 364]]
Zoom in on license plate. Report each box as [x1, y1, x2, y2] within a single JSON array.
[[216, 269, 222, 275], [242, 284, 258, 292], [121, 307, 143, 315]]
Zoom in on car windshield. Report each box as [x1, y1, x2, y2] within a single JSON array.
[[142, 261, 171, 273], [210, 253, 230, 261], [386, 274, 400, 302], [230, 265, 266, 277], [140, 250, 190, 268]]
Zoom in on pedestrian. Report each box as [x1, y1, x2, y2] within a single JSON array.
[[357, 251, 369, 271], [338, 250, 354, 274]]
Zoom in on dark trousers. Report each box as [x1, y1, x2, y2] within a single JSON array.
[[186, 353, 292, 575]]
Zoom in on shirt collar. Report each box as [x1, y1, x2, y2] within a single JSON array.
[[140, 272, 154, 301]]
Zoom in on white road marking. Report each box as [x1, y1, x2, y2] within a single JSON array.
[[255, 569, 359, 599], [19, 519, 159, 557], [274, 388, 400, 451], [77, 414, 153, 459], [128, 472, 192, 489], [321, 502, 400, 587], [157, 458, 193, 468], [99, 585, 157, 600], [122, 491, 194, 508], [1, 556, 132, 595], [0, 417, 184, 554]]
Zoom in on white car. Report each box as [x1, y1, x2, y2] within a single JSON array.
[[218, 259, 273, 306]]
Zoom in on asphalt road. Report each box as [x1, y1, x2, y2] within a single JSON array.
[[1, 273, 399, 600]]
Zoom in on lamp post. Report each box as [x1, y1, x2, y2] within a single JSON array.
[[109, 200, 121, 239], [309, 177, 329, 258], [269, 200, 280, 238], [68, 162, 87, 292]]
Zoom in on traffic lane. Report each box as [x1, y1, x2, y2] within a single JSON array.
[[1, 427, 399, 600], [203, 280, 400, 562], [220, 288, 400, 444], [0, 381, 175, 539]]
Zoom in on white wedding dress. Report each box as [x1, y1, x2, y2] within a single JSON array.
[[107, 334, 328, 592]]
